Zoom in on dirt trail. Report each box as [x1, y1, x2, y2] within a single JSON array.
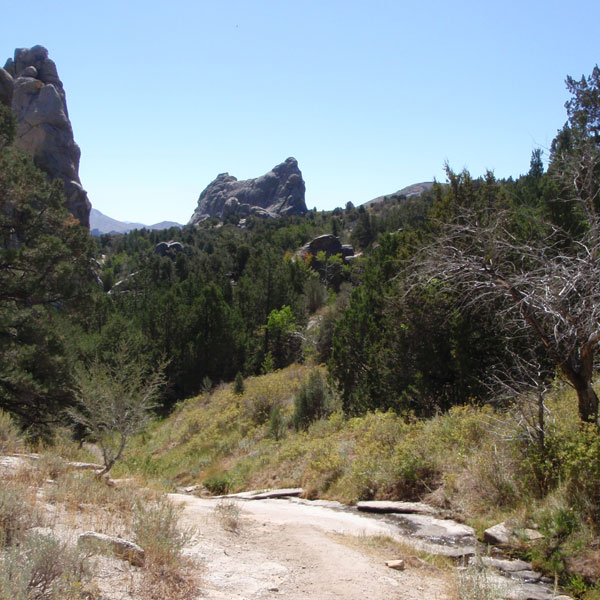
[[170, 493, 453, 600]]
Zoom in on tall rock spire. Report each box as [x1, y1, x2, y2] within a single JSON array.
[[1, 46, 91, 228]]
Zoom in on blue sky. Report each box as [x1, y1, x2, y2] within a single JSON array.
[[3, 0, 599, 224]]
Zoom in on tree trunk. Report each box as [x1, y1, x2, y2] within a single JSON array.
[[574, 381, 599, 424], [560, 356, 599, 424]]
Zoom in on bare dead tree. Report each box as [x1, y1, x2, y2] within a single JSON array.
[[418, 147, 600, 424], [484, 351, 556, 462]]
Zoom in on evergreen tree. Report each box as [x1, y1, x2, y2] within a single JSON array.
[[0, 111, 95, 429]]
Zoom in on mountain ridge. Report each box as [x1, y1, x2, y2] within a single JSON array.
[[90, 208, 182, 236]]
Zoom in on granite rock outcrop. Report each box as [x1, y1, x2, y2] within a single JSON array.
[[189, 157, 307, 225], [297, 234, 354, 263], [1, 45, 90, 227]]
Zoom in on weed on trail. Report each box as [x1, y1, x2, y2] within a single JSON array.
[[133, 495, 197, 569], [214, 499, 241, 533], [133, 496, 200, 599], [455, 561, 508, 600]]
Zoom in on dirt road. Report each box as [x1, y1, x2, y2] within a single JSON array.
[[170, 494, 454, 600]]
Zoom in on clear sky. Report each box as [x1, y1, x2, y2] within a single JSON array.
[[3, 0, 599, 224]]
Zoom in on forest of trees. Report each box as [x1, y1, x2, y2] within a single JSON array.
[[1, 68, 600, 436]]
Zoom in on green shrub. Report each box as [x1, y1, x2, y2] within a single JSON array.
[[563, 425, 600, 526], [293, 371, 331, 431], [249, 394, 272, 425], [268, 404, 286, 440], [261, 352, 275, 374], [203, 473, 232, 495], [233, 372, 245, 396]]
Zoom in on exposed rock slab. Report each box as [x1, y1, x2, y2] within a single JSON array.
[[189, 157, 306, 224], [0, 455, 28, 473], [218, 487, 303, 500], [67, 461, 103, 471], [2, 45, 90, 226], [356, 501, 437, 516], [473, 557, 571, 600], [504, 582, 560, 600], [392, 513, 475, 540], [479, 557, 532, 573]]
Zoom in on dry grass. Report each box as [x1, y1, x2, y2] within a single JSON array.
[[0, 409, 23, 454], [454, 562, 509, 600], [0, 444, 201, 599], [133, 566, 200, 600], [0, 481, 43, 546]]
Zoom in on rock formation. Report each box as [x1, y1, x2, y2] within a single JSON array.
[[1, 46, 90, 227], [154, 240, 184, 257], [297, 234, 354, 263], [189, 157, 307, 225]]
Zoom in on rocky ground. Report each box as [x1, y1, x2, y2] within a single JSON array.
[[172, 493, 453, 599], [0, 455, 574, 599], [171, 492, 571, 600]]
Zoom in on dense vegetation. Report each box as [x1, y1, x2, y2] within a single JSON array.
[[2, 68, 600, 595]]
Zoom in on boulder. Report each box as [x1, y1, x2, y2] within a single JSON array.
[[484, 522, 512, 546], [298, 234, 343, 260], [483, 521, 544, 547], [78, 531, 145, 566], [154, 240, 184, 257], [4, 46, 90, 227], [189, 157, 306, 224]]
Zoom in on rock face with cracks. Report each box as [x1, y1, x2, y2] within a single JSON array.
[[189, 157, 307, 224], [1, 45, 91, 227]]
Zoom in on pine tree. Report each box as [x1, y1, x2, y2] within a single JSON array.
[[0, 110, 94, 429]]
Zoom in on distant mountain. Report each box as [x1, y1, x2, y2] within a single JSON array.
[[364, 182, 434, 206], [90, 208, 182, 236]]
